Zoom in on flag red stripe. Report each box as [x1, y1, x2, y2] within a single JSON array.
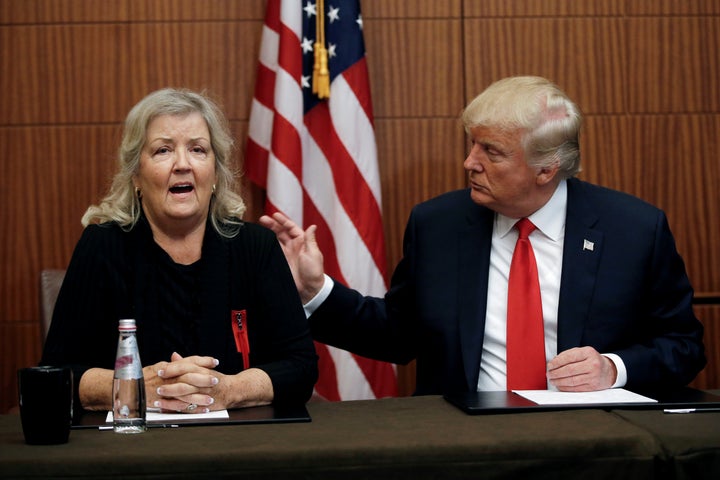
[[264, 0, 281, 33], [245, 137, 269, 188], [278, 23, 303, 82], [270, 114, 303, 181], [253, 64, 276, 110], [342, 58, 374, 127]]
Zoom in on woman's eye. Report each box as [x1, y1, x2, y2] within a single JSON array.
[[155, 146, 171, 155]]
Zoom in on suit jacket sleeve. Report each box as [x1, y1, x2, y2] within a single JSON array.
[[605, 210, 705, 389]]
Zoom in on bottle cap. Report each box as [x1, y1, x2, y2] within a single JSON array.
[[118, 319, 137, 331]]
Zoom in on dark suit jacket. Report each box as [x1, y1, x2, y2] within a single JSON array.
[[309, 178, 706, 394], [42, 216, 318, 413]]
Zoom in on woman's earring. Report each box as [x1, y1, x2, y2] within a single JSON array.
[[212, 184, 216, 194], [135, 187, 142, 198]]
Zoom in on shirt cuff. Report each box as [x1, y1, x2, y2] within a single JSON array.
[[302, 274, 334, 319], [603, 353, 627, 388]]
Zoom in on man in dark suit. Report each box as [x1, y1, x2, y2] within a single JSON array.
[[260, 76, 706, 394]]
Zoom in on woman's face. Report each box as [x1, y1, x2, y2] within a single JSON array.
[[134, 112, 217, 234]]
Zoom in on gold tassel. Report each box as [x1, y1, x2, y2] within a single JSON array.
[[312, 0, 330, 99], [315, 46, 330, 99]]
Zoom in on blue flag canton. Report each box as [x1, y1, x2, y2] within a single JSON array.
[[301, 0, 366, 111]]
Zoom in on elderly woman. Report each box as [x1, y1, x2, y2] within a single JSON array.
[[42, 88, 318, 416]]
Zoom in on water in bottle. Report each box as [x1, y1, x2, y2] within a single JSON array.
[[112, 319, 146, 433]]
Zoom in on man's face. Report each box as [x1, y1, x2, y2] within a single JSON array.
[[463, 125, 544, 218]]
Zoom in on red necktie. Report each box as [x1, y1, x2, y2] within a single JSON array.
[[506, 218, 547, 390]]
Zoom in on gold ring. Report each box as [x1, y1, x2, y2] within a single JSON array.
[[187, 403, 198, 412]]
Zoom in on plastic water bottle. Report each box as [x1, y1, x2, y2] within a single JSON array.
[[112, 319, 146, 433]]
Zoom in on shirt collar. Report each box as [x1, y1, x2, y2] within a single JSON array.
[[496, 179, 567, 241]]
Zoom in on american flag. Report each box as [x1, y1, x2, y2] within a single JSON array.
[[245, 0, 397, 400]]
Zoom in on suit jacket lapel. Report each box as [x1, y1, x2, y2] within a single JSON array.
[[458, 204, 494, 391], [557, 179, 603, 351]]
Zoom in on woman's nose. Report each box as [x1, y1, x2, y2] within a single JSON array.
[[174, 149, 191, 170]]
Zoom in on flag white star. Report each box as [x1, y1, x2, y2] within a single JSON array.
[[301, 36, 314, 54], [328, 6, 340, 23], [356, 14, 363, 29], [301, 75, 311, 89], [328, 43, 337, 58], [303, 1, 316, 18]]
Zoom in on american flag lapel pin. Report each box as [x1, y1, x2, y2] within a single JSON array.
[[583, 239, 595, 252]]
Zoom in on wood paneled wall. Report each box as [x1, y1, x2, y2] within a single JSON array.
[[1, 0, 718, 412]]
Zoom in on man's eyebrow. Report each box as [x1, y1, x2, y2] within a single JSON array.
[[475, 138, 505, 149]]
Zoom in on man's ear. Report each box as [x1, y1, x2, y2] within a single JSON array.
[[536, 163, 560, 186]]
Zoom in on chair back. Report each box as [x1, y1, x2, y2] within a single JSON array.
[[39, 269, 66, 341]]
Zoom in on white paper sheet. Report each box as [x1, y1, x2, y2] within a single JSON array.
[[105, 409, 229, 424], [514, 388, 657, 405]]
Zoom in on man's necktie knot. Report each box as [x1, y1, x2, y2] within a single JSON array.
[[515, 217, 536, 240]]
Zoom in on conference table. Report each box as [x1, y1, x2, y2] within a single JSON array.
[[1, 395, 719, 479]]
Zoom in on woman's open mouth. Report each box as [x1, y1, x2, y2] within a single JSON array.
[[169, 183, 194, 194]]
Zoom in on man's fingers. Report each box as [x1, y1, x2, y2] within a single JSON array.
[[271, 212, 300, 233], [305, 225, 318, 247], [260, 212, 309, 247], [258, 215, 293, 243], [547, 347, 592, 371], [257, 215, 276, 230], [270, 211, 290, 223]]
